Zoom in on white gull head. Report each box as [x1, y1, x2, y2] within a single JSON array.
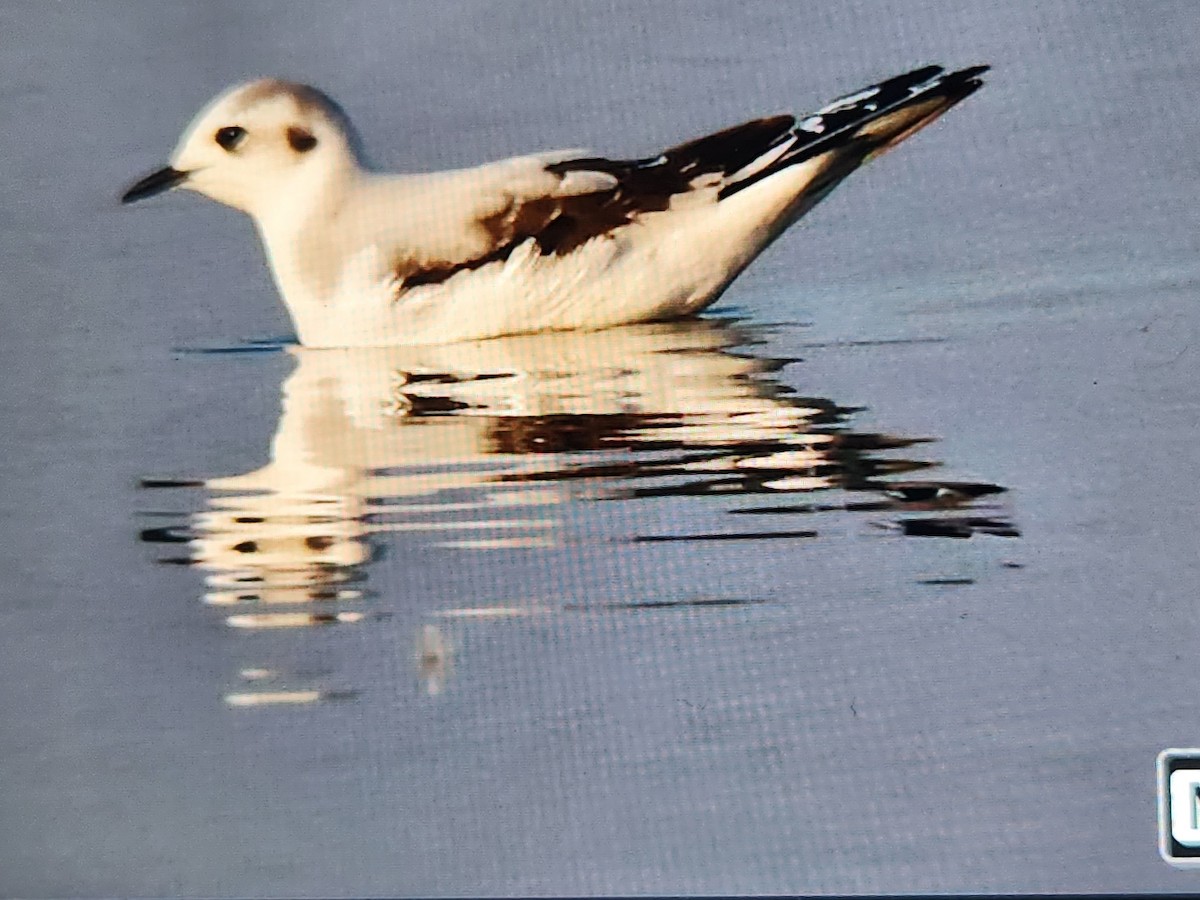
[[122, 80, 400, 344], [123, 79, 366, 217]]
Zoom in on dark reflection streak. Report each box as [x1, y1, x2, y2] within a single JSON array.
[[894, 517, 1020, 538], [395, 396, 471, 415], [796, 337, 948, 349], [881, 481, 1006, 502], [732, 501, 892, 515], [634, 530, 818, 543], [564, 597, 768, 611], [140, 526, 191, 543], [175, 345, 287, 355], [140, 477, 205, 489], [732, 481, 1008, 516]]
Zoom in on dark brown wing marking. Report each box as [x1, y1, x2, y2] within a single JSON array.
[[540, 114, 795, 253], [399, 115, 799, 290], [399, 196, 566, 289]]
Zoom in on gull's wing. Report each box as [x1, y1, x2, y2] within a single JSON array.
[[390, 119, 798, 292], [393, 64, 987, 290]]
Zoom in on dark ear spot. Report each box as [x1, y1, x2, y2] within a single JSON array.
[[287, 126, 318, 153]]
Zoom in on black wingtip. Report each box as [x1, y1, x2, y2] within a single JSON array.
[[898, 64, 946, 84], [718, 62, 990, 200], [941, 64, 991, 91], [955, 64, 991, 81], [896, 63, 990, 92], [941, 65, 990, 102]]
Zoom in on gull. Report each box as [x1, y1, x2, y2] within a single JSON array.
[[122, 64, 988, 347]]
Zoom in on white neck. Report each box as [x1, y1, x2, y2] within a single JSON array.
[[252, 155, 371, 343]]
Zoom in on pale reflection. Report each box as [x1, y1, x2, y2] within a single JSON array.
[[140, 319, 1015, 704], [415, 625, 452, 697]]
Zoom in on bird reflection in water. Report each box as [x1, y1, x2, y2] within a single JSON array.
[[139, 319, 1016, 705]]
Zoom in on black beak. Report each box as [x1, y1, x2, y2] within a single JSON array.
[[121, 166, 188, 204]]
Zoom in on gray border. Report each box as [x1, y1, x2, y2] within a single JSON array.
[[1157, 748, 1200, 867]]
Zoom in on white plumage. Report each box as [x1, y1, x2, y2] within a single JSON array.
[[122, 64, 988, 347]]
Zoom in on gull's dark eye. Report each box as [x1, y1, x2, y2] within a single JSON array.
[[287, 126, 318, 153], [214, 125, 247, 151]]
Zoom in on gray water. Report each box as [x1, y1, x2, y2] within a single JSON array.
[[3, 0, 1200, 895]]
